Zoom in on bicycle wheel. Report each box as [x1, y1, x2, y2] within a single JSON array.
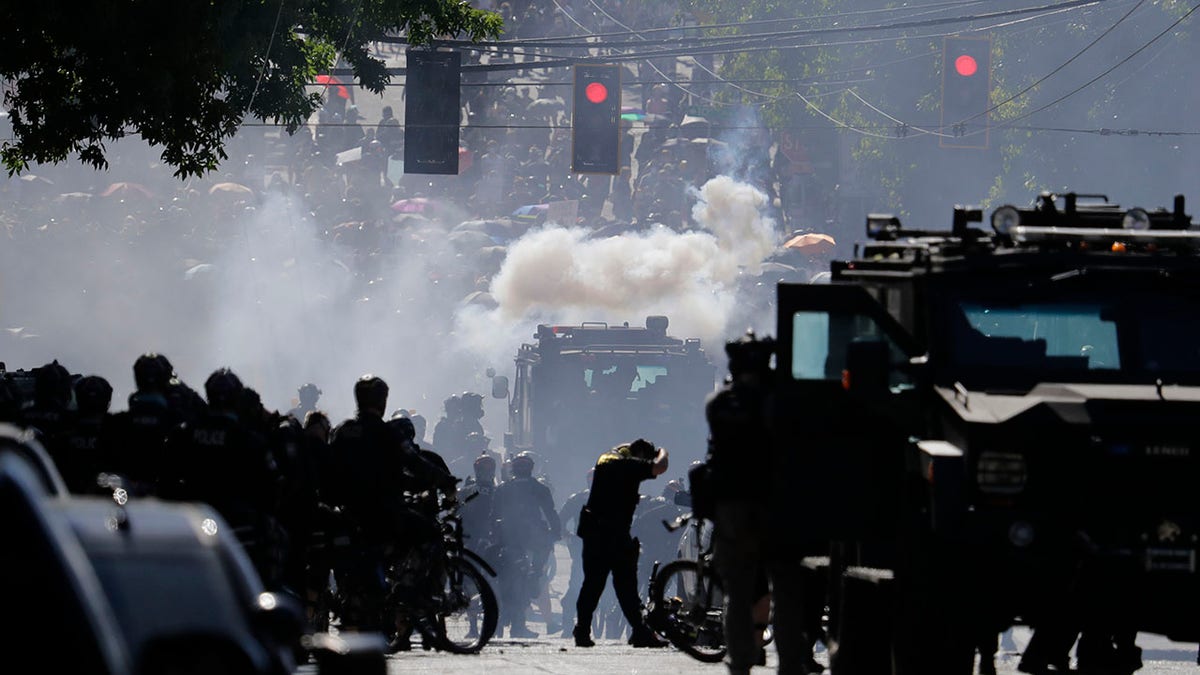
[[427, 557, 499, 654], [648, 559, 726, 663]]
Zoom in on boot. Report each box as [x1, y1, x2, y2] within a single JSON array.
[[573, 623, 595, 648]]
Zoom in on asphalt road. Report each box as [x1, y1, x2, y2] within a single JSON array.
[[374, 631, 1200, 674]]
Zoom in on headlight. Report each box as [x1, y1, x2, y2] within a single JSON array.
[[991, 205, 1021, 235], [1122, 207, 1151, 230], [976, 451, 1027, 495]]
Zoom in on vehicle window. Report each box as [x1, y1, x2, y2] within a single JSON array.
[[955, 302, 1119, 370], [792, 312, 830, 379], [791, 311, 910, 385], [586, 364, 668, 393]]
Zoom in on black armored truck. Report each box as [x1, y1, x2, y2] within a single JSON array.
[[772, 193, 1200, 674], [500, 315, 716, 491]]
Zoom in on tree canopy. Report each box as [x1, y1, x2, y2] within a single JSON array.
[[0, 0, 503, 178]]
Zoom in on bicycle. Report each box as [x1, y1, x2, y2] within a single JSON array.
[[383, 489, 499, 654], [645, 511, 727, 663]]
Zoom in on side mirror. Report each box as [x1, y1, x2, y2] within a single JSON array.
[[491, 375, 510, 400]]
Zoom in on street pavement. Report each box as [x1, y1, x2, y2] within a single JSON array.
[[314, 542, 1200, 674]]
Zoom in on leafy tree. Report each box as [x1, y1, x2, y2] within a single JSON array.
[[0, 0, 502, 178]]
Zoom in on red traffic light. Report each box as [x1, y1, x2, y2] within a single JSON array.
[[954, 54, 978, 77], [585, 82, 609, 104]]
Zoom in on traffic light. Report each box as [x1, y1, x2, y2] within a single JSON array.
[[572, 64, 621, 174], [404, 50, 460, 174], [940, 36, 992, 149]]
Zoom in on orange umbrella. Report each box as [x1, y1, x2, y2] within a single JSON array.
[[100, 182, 154, 199], [784, 232, 836, 253], [208, 182, 254, 197]]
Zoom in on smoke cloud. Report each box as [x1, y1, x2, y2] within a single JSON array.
[[454, 175, 779, 362]]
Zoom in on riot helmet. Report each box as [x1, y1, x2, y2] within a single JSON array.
[[464, 431, 489, 454], [33, 361, 73, 407], [474, 452, 497, 483], [460, 392, 484, 419], [133, 353, 172, 392], [389, 414, 416, 443], [74, 375, 113, 415], [298, 383, 321, 407], [725, 330, 775, 376], [511, 451, 535, 478], [354, 374, 389, 415], [204, 368, 244, 409]]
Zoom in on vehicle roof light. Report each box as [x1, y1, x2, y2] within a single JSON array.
[[866, 213, 901, 239], [991, 205, 1020, 235], [1123, 208, 1151, 230]]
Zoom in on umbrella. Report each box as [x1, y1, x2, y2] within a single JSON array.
[[315, 74, 351, 100], [100, 182, 154, 199], [784, 232, 837, 253], [18, 174, 54, 186], [460, 291, 498, 310], [391, 213, 431, 227], [448, 230, 496, 250], [54, 192, 92, 204], [391, 197, 437, 214], [512, 204, 548, 218], [208, 182, 254, 197]]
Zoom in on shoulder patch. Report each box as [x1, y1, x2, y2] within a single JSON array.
[[596, 451, 623, 466]]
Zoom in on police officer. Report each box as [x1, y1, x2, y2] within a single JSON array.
[[108, 353, 184, 492], [18, 360, 76, 465], [558, 468, 593, 638], [492, 451, 560, 638], [707, 331, 808, 675], [572, 439, 669, 648], [168, 368, 283, 586], [55, 375, 114, 495], [288, 383, 322, 422], [461, 452, 499, 549]]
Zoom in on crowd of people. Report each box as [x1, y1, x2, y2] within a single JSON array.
[[0, 350, 699, 651]]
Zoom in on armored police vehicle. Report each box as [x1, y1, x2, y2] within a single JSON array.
[[500, 316, 716, 491], [774, 193, 1200, 674]]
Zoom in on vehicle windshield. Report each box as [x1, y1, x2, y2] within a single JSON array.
[[943, 289, 1200, 387]]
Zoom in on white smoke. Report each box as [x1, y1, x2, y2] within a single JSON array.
[[454, 175, 779, 360]]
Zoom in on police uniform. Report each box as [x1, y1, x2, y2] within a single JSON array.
[[573, 442, 664, 647]]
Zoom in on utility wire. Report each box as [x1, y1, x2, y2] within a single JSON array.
[[247, 0, 287, 115], [960, 0, 1148, 125], [983, 0, 1200, 134], [424, 0, 1109, 51], [511, 0, 992, 44]]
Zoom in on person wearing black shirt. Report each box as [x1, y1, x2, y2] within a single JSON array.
[[572, 438, 669, 648]]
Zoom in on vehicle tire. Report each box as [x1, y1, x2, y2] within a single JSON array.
[[423, 557, 499, 654], [647, 559, 726, 663]]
